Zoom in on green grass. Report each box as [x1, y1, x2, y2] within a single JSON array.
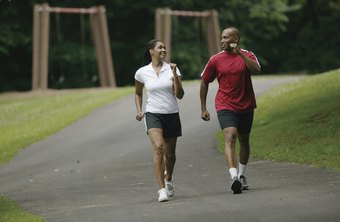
[[0, 87, 133, 222], [0, 195, 45, 222], [0, 87, 133, 164], [217, 69, 340, 171]]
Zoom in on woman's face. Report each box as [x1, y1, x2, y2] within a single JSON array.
[[151, 41, 167, 60]]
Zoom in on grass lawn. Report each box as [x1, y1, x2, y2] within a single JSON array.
[[217, 69, 340, 171], [0, 195, 45, 222]]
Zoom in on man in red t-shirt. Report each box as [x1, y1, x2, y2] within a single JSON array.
[[200, 27, 261, 194]]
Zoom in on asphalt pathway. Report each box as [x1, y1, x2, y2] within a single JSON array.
[[0, 76, 339, 222]]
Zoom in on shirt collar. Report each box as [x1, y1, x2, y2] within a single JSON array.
[[145, 62, 170, 72]]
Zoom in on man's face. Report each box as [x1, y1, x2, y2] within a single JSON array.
[[221, 29, 239, 52]]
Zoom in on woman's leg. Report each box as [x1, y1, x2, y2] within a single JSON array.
[[148, 128, 166, 189], [164, 137, 177, 181]]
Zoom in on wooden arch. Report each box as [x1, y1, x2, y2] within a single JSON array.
[[32, 4, 116, 90], [155, 8, 221, 62]]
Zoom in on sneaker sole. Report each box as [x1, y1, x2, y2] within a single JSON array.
[[231, 180, 242, 194], [158, 198, 169, 202], [242, 186, 249, 190]]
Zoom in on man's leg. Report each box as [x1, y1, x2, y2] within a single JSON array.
[[237, 111, 253, 181], [238, 133, 251, 190], [218, 110, 242, 194], [238, 133, 250, 170], [223, 127, 238, 175], [223, 126, 243, 194]]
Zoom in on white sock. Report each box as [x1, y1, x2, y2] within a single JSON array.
[[228, 167, 238, 179], [238, 163, 247, 177]]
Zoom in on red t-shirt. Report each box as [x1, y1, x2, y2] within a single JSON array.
[[201, 50, 260, 113]]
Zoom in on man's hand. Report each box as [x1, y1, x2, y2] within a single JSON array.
[[201, 110, 210, 121], [230, 43, 241, 54]]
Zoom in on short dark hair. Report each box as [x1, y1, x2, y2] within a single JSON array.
[[226, 26, 241, 39]]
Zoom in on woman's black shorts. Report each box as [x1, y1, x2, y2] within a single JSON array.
[[217, 109, 254, 134], [145, 112, 182, 138]]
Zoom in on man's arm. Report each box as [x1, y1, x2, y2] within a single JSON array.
[[238, 52, 261, 75], [232, 44, 261, 75], [200, 80, 210, 121]]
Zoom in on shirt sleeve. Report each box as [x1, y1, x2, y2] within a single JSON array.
[[247, 51, 261, 68], [201, 58, 216, 82], [134, 69, 144, 84], [176, 67, 182, 77]]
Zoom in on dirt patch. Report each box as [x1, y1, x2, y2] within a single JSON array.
[[307, 112, 330, 124]]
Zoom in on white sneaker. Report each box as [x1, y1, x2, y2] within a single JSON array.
[[165, 179, 175, 197], [158, 188, 169, 202], [239, 175, 249, 190]]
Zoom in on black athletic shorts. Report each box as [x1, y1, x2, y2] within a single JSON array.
[[217, 109, 254, 134], [145, 112, 182, 138]]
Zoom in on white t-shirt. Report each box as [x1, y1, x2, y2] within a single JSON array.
[[134, 62, 181, 114]]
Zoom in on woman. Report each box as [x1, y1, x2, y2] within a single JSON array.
[[134, 39, 184, 202]]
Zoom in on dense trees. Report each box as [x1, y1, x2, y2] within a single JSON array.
[[0, 0, 339, 92]]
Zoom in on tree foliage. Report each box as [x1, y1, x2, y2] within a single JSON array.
[[0, 0, 339, 92]]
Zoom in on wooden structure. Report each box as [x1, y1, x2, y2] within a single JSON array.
[[32, 4, 116, 90], [155, 8, 221, 62]]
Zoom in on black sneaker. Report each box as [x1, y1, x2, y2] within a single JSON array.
[[231, 177, 242, 194], [239, 175, 249, 190]]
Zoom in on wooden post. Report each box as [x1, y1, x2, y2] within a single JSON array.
[[39, 3, 50, 89], [32, 3, 50, 90], [155, 8, 172, 62], [163, 8, 172, 62], [90, 9, 107, 87], [155, 8, 163, 43], [211, 10, 221, 53], [32, 4, 41, 90], [97, 6, 116, 87], [90, 6, 116, 87], [205, 10, 221, 56]]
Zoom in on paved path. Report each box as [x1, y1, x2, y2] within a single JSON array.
[[1, 76, 339, 222]]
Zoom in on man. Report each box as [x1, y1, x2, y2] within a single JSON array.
[[200, 27, 261, 194]]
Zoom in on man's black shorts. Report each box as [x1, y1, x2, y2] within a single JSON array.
[[217, 110, 254, 134], [145, 112, 182, 138]]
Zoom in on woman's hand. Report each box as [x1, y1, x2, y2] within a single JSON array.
[[170, 63, 177, 76], [169, 62, 184, 99], [136, 112, 144, 121]]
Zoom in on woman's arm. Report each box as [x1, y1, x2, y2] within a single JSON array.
[[135, 80, 144, 121], [170, 63, 184, 99]]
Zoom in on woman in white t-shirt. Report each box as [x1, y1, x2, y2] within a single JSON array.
[[134, 39, 184, 202]]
